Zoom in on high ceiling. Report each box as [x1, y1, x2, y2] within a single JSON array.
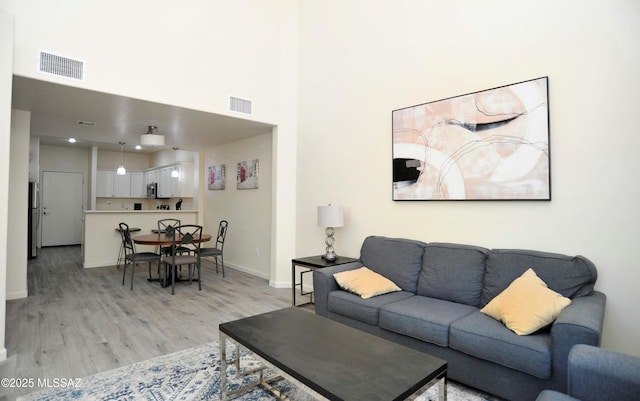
[[11, 76, 275, 154]]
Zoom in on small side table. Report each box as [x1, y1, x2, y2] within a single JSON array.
[[291, 255, 358, 307]]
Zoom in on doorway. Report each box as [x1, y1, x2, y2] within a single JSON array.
[[41, 171, 84, 247]]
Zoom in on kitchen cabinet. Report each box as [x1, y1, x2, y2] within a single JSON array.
[[157, 167, 172, 198], [96, 170, 114, 197], [145, 162, 194, 198], [114, 173, 130, 197], [129, 171, 146, 198], [96, 169, 131, 197]]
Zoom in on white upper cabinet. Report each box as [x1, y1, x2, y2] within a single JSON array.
[[129, 171, 146, 198], [97, 169, 131, 197], [97, 163, 194, 199], [147, 162, 194, 198], [96, 170, 114, 197]]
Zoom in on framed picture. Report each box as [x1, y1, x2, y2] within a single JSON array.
[[208, 164, 225, 190], [392, 77, 550, 201], [237, 159, 259, 190]]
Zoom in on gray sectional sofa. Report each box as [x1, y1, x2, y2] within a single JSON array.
[[313, 236, 606, 401]]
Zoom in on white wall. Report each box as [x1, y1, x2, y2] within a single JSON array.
[[7, 110, 30, 300], [97, 149, 151, 171], [1, 0, 283, 125], [0, 5, 14, 361], [203, 133, 273, 279], [295, 0, 640, 356]]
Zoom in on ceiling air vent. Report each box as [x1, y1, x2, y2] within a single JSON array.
[[38, 51, 85, 81], [229, 96, 252, 115]]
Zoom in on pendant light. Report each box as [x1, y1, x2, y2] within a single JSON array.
[[171, 147, 180, 178], [116, 141, 127, 175]]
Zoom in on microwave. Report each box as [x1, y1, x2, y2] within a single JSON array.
[[147, 182, 157, 198]]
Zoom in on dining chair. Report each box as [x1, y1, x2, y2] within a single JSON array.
[[197, 220, 228, 277], [157, 218, 190, 256], [118, 222, 161, 290], [161, 224, 203, 295]]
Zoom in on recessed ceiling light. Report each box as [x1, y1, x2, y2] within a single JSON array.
[[135, 145, 142, 150], [68, 138, 77, 143]]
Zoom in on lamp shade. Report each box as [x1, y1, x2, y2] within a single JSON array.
[[140, 125, 165, 146], [317, 205, 344, 228]]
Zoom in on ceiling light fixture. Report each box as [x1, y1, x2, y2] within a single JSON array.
[[140, 125, 165, 146], [116, 141, 127, 176], [68, 138, 77, 143]]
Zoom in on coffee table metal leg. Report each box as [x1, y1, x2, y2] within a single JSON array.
[[219, 332, 331, 401], [438, 375, 447, 401], [406, 373, 446, 401], [220, 332, 229, 401], [220, 332, 278, 400]]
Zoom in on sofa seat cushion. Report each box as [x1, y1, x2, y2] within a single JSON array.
[[417, 242, 488, 307], [450, 311, 552, 379], [327, 290, 414, 326], [379, 296, 477, 347]]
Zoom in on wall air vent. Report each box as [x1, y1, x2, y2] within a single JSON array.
[[38, 51, 85, 81], [229, 96, 253, 115]]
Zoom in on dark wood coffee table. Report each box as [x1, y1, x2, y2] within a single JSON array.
[[219, 307, 447, 401]]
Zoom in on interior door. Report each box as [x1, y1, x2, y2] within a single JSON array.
[[41, 171, 84, 246]]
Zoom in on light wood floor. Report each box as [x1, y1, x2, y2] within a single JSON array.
[[0, 246, 299, 400]]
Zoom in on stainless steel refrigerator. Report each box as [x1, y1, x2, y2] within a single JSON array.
[[28, 181, 39, 258]]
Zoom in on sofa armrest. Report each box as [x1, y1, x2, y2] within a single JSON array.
[[313, 261, 362, 317], [567, 344, 640, 401], [550, 291, 606, 389]]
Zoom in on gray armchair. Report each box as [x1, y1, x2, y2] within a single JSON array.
[[536, 344, 640, 401]]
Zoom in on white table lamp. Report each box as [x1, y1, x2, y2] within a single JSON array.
[[317, 205, 344, 262]]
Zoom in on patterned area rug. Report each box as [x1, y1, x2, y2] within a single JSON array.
[[18, 341, 500, 401]]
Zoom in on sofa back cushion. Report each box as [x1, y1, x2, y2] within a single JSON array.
[[417, 242, 488, 307], [359, 236, 426, 293], [480, 249, 597, 307]]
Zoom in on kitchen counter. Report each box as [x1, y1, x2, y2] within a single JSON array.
[[83, 210, 199, 268]]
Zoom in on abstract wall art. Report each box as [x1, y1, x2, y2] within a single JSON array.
[[392, 77, 550, 201]]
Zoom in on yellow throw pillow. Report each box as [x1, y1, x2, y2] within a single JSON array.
[[480, 268, 571, 335], [333, 267, 401, 299]]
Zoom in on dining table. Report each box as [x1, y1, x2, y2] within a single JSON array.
[[132, 232, 212, 246], [133, 231, 212, 287]]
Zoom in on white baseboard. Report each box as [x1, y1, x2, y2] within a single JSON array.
[[83, 260, 115, 268], [208, 261, 270, 281], [6, 290, 28, 300], [82, 259, 300, 291], [269, 279, 291, 289], [206, 261, 303, 290]]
